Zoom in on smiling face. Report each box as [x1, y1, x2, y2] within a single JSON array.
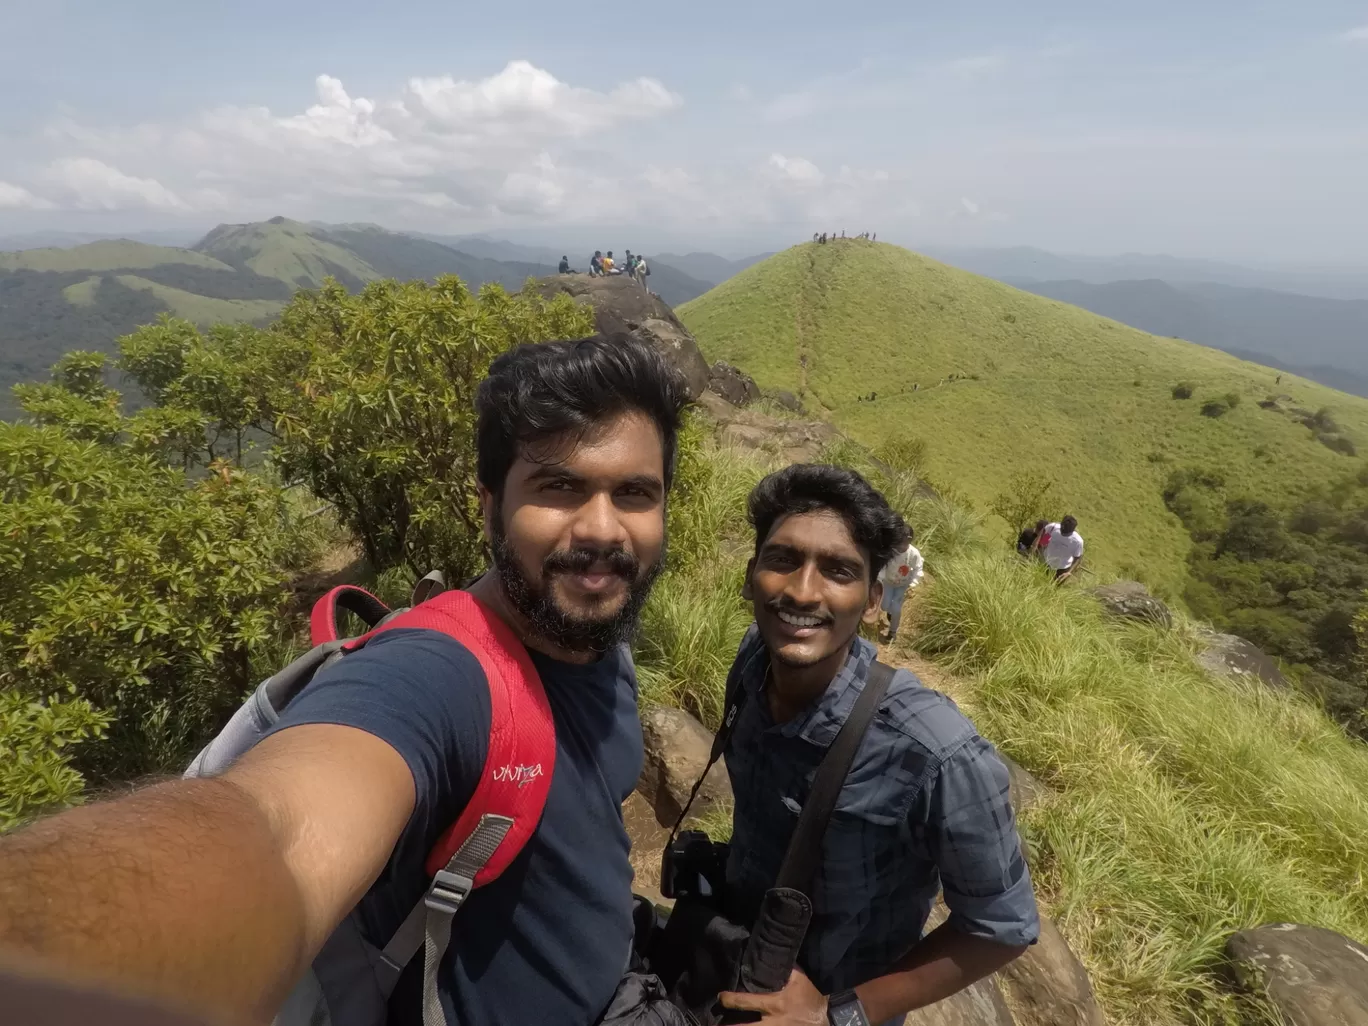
[[745, 509, 883, 672], [480, 409, 667, 655]]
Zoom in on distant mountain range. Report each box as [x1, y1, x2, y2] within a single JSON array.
[[1010, 278, 1368, 398], [0, 218, 738, 416], [923, 245, 1368, 302]]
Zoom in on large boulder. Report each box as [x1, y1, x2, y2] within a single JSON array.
[[637, 706, 733, 827], [997, 917, 1105, 1026], [696, 390, 840, 463], [535, 274, 711, 398], [708, 361, 762, 407], [1225, 923, 1368, 1026], [906, 978, 1017, 1026], [1196, 631, 1290, 691], [1089, 581, 1173, 629]]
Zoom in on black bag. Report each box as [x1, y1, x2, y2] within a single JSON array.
[[647, 662, 897, 1025]]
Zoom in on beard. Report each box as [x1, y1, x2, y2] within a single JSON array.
[[490, 514, 665, 655]]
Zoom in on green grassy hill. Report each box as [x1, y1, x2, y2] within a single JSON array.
[[679, 241, 1368, 596]]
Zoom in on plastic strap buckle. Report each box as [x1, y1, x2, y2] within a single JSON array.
[[424, 869, 474, 916]]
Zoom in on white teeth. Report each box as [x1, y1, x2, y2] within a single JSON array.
[[777, 609, 823, 628]]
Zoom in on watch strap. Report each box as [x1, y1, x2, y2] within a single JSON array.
[[827, 989, 871, 1026]]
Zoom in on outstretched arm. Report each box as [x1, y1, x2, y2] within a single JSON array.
[[0, 724, 414, 1025]]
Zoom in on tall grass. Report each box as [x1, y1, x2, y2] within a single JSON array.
[[916, 554, 1368, 1025], [636, 419, 773, 727]]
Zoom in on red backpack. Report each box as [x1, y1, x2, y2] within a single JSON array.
[[186, 579, 556, 1026]]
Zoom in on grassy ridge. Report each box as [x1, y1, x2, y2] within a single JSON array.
[[916, 556, 1368, 1025], [0, 240, 234, 273], [679, 242, 1368, 597], [113, 275, 284, 325]]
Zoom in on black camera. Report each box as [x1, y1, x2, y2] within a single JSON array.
[[659, 829, 730, 901]]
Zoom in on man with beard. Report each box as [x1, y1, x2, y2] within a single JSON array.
[[716, 465, 1038, 1026], [0, 336, 688, 1026]]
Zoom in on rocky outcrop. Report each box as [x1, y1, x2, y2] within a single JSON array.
[[696, 390, 840, 463], [535, 274, 711, 398], [1225, 923, 1368, 1025], [1089, 581, 1173, 629], [764, 389, 804, 413], [637, 706, 732, 827], [998, 917, 1105, 1026], [1196, 631, 1289, 691], [708, 361, 762, 407]]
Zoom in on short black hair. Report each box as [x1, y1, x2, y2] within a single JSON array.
[[748, 464, 909, 582], [476, 334, 690, 497], [1061, 514, 1078, 534]]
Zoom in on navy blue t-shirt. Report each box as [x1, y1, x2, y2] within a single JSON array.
[[267, 627, 643, 1026]]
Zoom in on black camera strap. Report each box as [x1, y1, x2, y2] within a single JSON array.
[[775, 660, 894, 892], [665, 657, 897, 880]]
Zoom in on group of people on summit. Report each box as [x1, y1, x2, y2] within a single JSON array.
[[558, 249, 651, 289], [0, 338, 1039, 1026], [814, 231, 876, 243]]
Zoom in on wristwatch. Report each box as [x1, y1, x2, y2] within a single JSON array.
[[827, 989, 871, 1026]]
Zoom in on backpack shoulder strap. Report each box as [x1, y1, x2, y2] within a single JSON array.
[[311, 585, 392, 645], [354, 591, 555, 1024]]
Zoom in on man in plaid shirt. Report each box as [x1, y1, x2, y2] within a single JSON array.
[[717, 465, 1039, 1026]]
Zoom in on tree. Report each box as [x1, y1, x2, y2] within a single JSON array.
[[989, 471, 1055, 535], [264, 277, 593, 579]]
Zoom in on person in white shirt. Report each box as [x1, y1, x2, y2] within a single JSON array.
[[1040, 515, 1084, 581], [878, 530, 924, 641]]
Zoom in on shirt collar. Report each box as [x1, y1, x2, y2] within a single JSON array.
[[739, 629, 879, 747]]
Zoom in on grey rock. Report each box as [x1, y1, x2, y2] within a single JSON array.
[[906, 977, 1017, 1026], [1089, 581, 1173, 629], [766, 389, 804, 413], [998, 917, 1105, 1026], [708, 361, 762, 406], [1225, 923, 1368, 1026], [637, 706, 732, 827], [534, 275, 711, 398], [1196, 631, 1290, 691]]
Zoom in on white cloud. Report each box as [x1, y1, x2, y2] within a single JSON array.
[[768, 153, 825, 185], [1341, 25, 1368, 42], [46, 158, 187, 211], [0, 180, 54, 209]]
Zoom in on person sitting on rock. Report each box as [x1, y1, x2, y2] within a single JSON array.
[[590, 250, 603, 276], [714, 464, 1039, 1026], [603, 251, 616, 275], [1039, 514, 1084, 582], [558, 255, 571, 274], [877, 529, 923, 642]]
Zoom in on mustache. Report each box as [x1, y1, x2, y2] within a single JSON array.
[[764, 598, 833, 626], [542, 546, 640, 580]]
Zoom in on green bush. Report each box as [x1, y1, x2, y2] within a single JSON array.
[[1200, 398, 1230, 418], [1171, 382, 1194, 400], [1224, 391, 1242, 409], [0, 690, 109, 831], [0, 413, 314, 786]]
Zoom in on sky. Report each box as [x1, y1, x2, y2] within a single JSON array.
[[1, 0, 1366, 263]]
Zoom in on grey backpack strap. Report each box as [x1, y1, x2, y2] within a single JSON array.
[[372, 814, 515, 1025]]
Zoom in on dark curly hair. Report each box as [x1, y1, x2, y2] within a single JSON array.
[[476, 334, 691, 497], [748, 464, 909, 582]]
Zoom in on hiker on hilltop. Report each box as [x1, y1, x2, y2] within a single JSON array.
[[558, 255, 571, 274], [633, 253, 650, 290], [1039, 514, 1085, 582], [651, 465, 1037, 1026], [0, 338, 690, 1026], [603, 251, 616, 275], [590, 249, 604, 276], [878, 529, 923, 642]]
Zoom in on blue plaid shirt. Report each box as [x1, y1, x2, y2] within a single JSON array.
[[722, 627, 1039, 996]]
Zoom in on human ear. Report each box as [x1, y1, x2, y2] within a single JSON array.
[[477, 483, 496, 545], [741, 558, 756, 600], [861, 581, 884, 624]]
